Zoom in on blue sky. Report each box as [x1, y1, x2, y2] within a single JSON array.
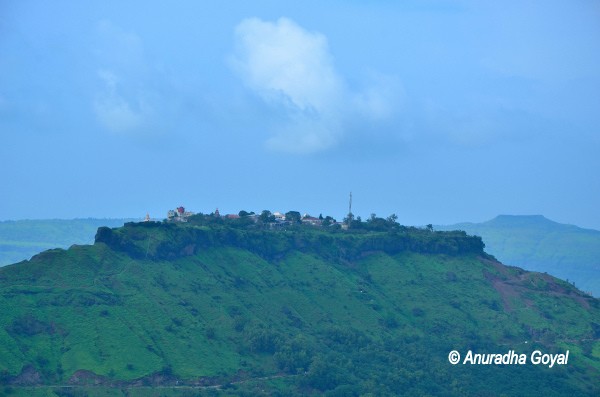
[[1, 1, 599, 228]]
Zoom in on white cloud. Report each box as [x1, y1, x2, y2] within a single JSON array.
[[232, 17, 397, 154], [93, 70, 146, 133], [92, 21, 156, 134], [233, 17, 342, 113]]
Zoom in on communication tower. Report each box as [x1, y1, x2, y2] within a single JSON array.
[[348, 192, 352, 218], [346, 192, 354, 228]]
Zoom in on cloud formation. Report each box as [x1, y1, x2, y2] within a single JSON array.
[[232, 17, 395, 154], [93, 70, 147, 133], [92, 21, 155, 134]]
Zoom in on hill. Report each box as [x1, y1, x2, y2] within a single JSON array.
[[0, 215, 598, 396], [437, 215, 600, 296], [0, 218, 134, 267]]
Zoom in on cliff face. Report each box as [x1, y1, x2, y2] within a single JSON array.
[[0, 222, 597, 396], [95, 221, 486, 260]]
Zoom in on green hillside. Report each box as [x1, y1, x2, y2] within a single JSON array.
[[0, 219, 134, 267], [0, 215, 598, 396], [437, 215, 600, 296]]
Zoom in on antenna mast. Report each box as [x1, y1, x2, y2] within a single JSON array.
[[348, 192, 352, 217], [346, 191, 353, 228]]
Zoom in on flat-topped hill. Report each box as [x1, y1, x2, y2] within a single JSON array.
[[0, 217, 598, 396]]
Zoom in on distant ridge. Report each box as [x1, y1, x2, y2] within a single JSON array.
[[438, 215, 600, 296], [484, 215, 590, 231], [487, 214, 558, 226], [0, 218, 135, 266]]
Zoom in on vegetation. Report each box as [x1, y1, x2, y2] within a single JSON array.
[[0, 215, 598, 396], [438, 215, 600, 296], [94, 214, 485, 262]]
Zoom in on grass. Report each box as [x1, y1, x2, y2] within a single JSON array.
[[438, 215, 600, 296], [0, 223, 598, 395]]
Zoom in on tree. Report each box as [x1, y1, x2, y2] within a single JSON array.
[[238, 210, 254, 217], [285, 211, 301, 224], [386, 213, 398, 224], [259, 210, 275, 223], [426, 224, 434, 232], [304, 356, 341, 391], [322, 216, 335, 227], [348, 216, 363, 230], [343, 213, 354, 225], [366, 214, 390, 231]]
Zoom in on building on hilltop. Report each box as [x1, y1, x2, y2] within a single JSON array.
[[301, 214, 322, 226], [167, 206, 195, 222]]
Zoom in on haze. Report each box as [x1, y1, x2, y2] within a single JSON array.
[[1, 1, 599, 229]]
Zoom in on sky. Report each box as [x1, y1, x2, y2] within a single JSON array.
[[1, 0, 599, 228]]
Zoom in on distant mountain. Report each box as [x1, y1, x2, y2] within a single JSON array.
[[0, 217, 598, 395], [0, 218, 135, 266], [437, 215, 600, 296]]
